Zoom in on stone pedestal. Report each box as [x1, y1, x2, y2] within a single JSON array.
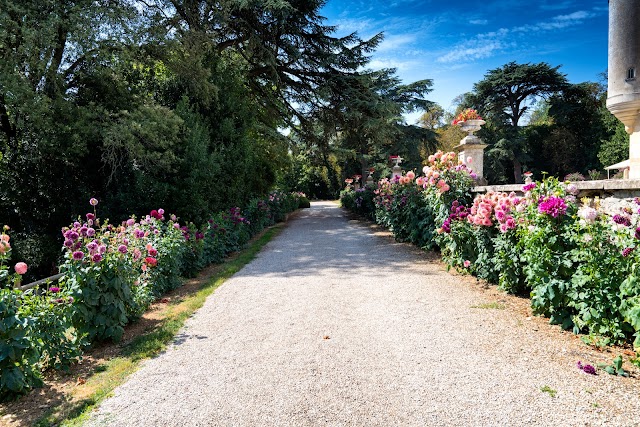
[[455, 143, 487, 179], [366, 175, 374, 185], [391, 165, 402, 180], [454, 132, 487, 183]]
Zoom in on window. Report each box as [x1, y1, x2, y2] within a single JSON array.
[[627, 67, 636, 81]]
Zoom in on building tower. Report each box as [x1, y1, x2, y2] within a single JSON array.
[[607, 0, 640, 178]]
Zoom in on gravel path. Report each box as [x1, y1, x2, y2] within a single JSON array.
[[85, 201, 640, 427]]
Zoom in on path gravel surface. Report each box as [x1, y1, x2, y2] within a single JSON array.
[[85, 201, 640, 427]]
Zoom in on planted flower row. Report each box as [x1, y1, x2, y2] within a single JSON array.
[[0, 191, 306, 401], [341, 151, 640, 352]]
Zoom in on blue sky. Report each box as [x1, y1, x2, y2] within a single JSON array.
[[320, 0, 609, 124]]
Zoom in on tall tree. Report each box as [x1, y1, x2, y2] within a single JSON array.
[[418, 104, 445, 129], [467, 62, 568, 182]]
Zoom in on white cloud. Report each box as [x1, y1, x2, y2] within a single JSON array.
[[437, 8, 599, 64], [436, 41, 504, 63], [376, 33, 417, 53], [469, 19, 488, 25], [555, 11, 591, 21], [513, 10, 595, 32], [368, 58, 419, 71], [333, 18, 372, 35]]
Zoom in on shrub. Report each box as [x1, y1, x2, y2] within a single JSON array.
[[0, 289, 41, 401], [340, 186, 376, 220], [343, 150, 640, 349], [1, 191, 303, 401]]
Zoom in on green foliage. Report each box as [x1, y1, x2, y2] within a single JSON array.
[[598, 355, 629, 377], [340, 186, 377, 221], [598, 113, 629, 168], [0, 289, 41, 401], [567, 219, 632, 344], [492, 230, 528, 294], [620, 265, 640, 349]]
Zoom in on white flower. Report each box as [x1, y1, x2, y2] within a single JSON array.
[[577, 206, 598, 223]]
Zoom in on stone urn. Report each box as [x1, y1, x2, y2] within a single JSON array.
[[454, 119, 487, 184], [366, 169, 374, 185], [459, 119, 486, 140]]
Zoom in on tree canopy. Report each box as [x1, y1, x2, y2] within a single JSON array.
[[0, 0, 436, 279]]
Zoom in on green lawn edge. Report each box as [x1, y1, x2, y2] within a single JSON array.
[[34, 225, 283, 427]]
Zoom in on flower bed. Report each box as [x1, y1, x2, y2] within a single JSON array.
[[341, 151, 640, 353], [0, 191, 305, 401]]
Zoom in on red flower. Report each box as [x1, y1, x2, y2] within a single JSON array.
[[144, 257, 158, 267]]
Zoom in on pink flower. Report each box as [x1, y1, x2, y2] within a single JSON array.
[[72, 251, 84, 261], [406, 171, 416, 180], [158, 208, 165, 215], [118, 245, 128, 254], [148, 247, 158, 256], [92, 253, 102, 263], [14, 262, 28, 275], [89, 198, 98, 206], [463, 260, 471, 268], [538, 196, 567, 218]]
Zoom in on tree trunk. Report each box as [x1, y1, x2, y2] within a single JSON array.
[[513, 157, 523, 184]]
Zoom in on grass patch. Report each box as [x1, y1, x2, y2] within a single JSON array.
[[34, 225, 283, 427], [471, 301, 506, 310], [540, 385, 557, 398]]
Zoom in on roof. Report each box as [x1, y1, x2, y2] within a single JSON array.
[[604, 159, 630, 170]]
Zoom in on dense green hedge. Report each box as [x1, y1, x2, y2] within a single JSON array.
[[0, 191, 305, 401], [341, 151, 640, 352]]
